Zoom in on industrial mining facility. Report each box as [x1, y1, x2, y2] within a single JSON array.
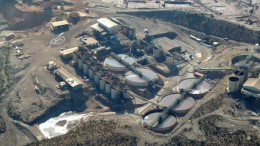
[[1, 0, 260, 145]]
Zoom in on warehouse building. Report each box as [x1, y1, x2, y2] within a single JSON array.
[[241, 78, 260, 98], [91, 18, 120, 35], [50, 20, 69, 31], [60, 47, 79, 58], [53, 67, 83, 90]]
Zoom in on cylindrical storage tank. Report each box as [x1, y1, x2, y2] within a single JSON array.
[[111, 88, 120, 100], [94, 74, 100, 85], [143, 109, 178, 132], [48, 61, 55, 70], [228, 77, 240, 92], [78, 58, 83, 70], [153, 47, 162, 57], [104, 54, 135, 72], [234, 70, 245, 86], [105, 82, 111, 95], [73, 53, 78, 64], [122, 91, 130, 99], [125, 68, 158, 87], [88, 68, 94, 79], [83, 63, 89, 75], [165, 54, 174, 65], [100, 79, 105, 91], [160, 94, 195, 115]]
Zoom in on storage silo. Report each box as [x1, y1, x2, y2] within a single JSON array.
[[105, 82, 111, 95], [94, 73, 100, 85], [73, 53, 78, 64], [100, 78, 105, 91], [83, 63, 89, 75], [153, 46, 162, 57], [165, 54, 174, 65], [228, 77, 240, 92], [111, 87, 121, 99], [89, 68, 94, 79], [78, 58, 83, 70]]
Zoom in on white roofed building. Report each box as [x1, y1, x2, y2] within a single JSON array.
[[96, 18, 120, 34], [242, 78, 260, 98]]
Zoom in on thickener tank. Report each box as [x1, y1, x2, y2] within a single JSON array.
[[178, 78, 212, 97], [78, 58, 83, 70], [143, 109, 178, 132], [228, 77, 240, 92], [104, 54, 135, 72], [125, 67, 158, 87], [160, 94, 195, 115]]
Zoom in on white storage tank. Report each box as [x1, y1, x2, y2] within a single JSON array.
[[48, 61, 55, 70], [89, 68, 94, 79], [105, 82, 111, 95], [228, 77, 240, 92], [78, 58, 83, 70]]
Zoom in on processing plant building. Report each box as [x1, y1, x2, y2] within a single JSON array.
[[242, 77, 260, 98]]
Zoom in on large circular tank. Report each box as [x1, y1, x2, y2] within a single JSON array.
[[143, 109, 178, 132], [104, 54, 135, 72], [125, 68, 158, 87], [178, 78, 212, 97], [160, 94, 195, 114]]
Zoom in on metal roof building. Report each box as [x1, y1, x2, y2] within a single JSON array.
[[242, 78, 260, 98], [60, 47, 79, 58], [54, 67, 83, 90], [51, 20, 69, 30], [97, 18, 120, 34]]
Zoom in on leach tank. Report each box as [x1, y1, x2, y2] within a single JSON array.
[[104, 54, 135, 72], [143, 109, 178, 132], [160, 94, 195, 115], [125, 67, 158, 87]]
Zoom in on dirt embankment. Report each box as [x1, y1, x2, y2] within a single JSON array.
[[1, 2, 52, 30], [119, 10, 260, 44]]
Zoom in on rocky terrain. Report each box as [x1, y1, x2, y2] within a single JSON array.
[[120, 9, 260, 44], [29, 120, 138, 146]]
